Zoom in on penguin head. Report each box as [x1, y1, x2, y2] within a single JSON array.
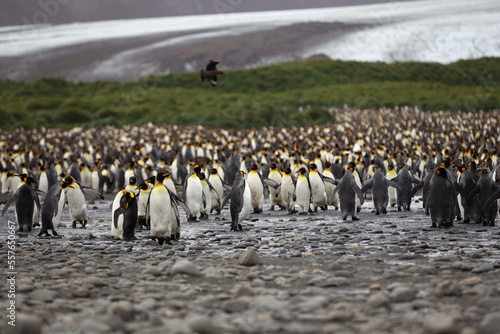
[[250, 164, 259, 171], [297, 167, 307, 175], [479, 168, 490, 175], [199, 172, 206, 180], [283, 168, 292, 175], [209, 168, 218, 175], [309, 163, 317, 170], [129, 176, 137, 185], [436, 168, 447, 178], [62, 176, 75, 188], [156, 173, 168, 183], [270, 162, 278, 169], [239, 171, 245, 177], [193, 165, 201, 174], [25, 176, 37, 187], [136, 182, 150, 191]]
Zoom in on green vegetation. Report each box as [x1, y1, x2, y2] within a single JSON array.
[[0, 58, 499, 129]]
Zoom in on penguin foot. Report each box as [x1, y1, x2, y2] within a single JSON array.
[[33, 222, 40, 228], [352, 217, 360, 221], [37, 230, 49, 237], [489, 222, 496, 226], [382, 209, 388, 214], [356, 207, 361, 213], [456, 215, 463, 221], [375, 212, 380, 216], [431, 223, 437, 228], [72, 221, 77, 228], [173, 233, 180, 241], [253, 208, 262, 214], [238, 224, 242, 231], [299, 212, 308, 215], [82, 220, 87, 228], [270, 206, 275, 211], [187, 216, 197, 222], [321, 206, 328, 211], [462, 218, 470, 224]]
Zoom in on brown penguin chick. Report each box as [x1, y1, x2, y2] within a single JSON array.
[[200, 60, 223, 87]]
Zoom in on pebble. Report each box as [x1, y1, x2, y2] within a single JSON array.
[[186, 314, 218, 334], [172, 259, 201, 276], [423, 314, 459, 334], [238, 249, 261, 266], [479, 312, 500, 334], [390, 287, 416, 303]]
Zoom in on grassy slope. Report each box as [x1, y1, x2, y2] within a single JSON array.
[[0, 58, 499, 129]]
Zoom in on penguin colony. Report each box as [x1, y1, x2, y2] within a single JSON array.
[[1, 107, 500, 244]]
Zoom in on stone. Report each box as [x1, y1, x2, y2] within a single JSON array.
[[479, 312, 500, 334], [143, 266, 162, 277], [423, 314, 459, 334], [72, 288, 91, 298], [172, 259, 201, 276], [238, 249, 260, 266], [15, 313, 41, 334], [232, 284, 254, 299], [391, 287, 416, 303], [110, 301, 135, 321], [30, 289, 58, 302], [222, 300, 249, 313], [186, 314, 217, 334], [367, 293, 390, 309]]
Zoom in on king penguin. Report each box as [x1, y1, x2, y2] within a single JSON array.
[[199, 172, 212, 220], [386, 164, 398, 207], [148, 172, 173, 245], [332, 166, 364, 221], [267, 162, 283, 211], [247, 164, 265, 213], [136, 180, 152, 229], [2, 176, 40, 232], [111, 190, 138, 240], [281, 167, 296, 214], [295, 167, 312, 214], [38, 180, 67, 236], [362, 166, 401, 215], [427, 167, 457, 228], [208, 168, 224, 214], [184, 164, 203, 221], [323, 161, 339, 210], [308, 163, 328, 212], [62, 176, 103, 228], [221, 171, 252, 231]]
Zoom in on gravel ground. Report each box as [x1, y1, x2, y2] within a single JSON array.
[[2, 192, 500, 334]]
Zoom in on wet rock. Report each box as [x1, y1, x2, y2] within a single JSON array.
[[172, 259, 201, 276], [423, 314, 459, 334], [14, 313, 41, 334], [222, 300, 249, 313], [232, 284, 254, 299], [479, 312, 500, 334], [186, 314, 218, 334], [30, 289, 58, 302], [390, 287, 416, 303], [238, 249, 261, 266], [72, 287, 91, 298], [367, 293, 390, 309]]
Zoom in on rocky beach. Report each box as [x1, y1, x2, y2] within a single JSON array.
[[2, 191, 500, 334]]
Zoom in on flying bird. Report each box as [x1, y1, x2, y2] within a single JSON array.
[[200, 60, 223, 87]]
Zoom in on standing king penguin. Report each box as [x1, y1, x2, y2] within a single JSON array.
[[2, 176, 40, 232], [184, 164, 203, 221], [221, 171, 252, 231], [111, 190, 138, 240], [39, 181, 67, 236]]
